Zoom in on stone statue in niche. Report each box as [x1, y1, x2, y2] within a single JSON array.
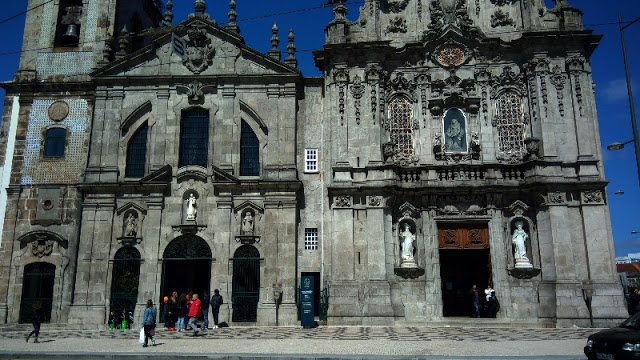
[[399, 223, 417, 268], [242, 211, 254, 235], [443, 108, 468, 152], [512, 221, 532, 268], [186, 193, 198, 221], [124, 213, 137, 237]]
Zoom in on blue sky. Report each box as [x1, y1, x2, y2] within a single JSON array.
[[0, 0, 639, 256]]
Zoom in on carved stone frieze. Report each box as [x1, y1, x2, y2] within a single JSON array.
[[334, 195, 351, 208], [491, 9, 515, 27], [582, 190, 603, 204], [350, 74, 365, 125], [567, 56, 586, 117], [491, 66, 526, 96], [177, 80, 217, 102], [387, 16, 408, 33], [182, 25, 215, 74], [436, 194, 487, 216]]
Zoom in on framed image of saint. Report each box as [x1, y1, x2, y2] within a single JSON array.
[[443, 108, 468, 153]]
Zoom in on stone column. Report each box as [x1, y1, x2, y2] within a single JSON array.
[[150, 86, 170, 171], [67, 194, 116, 326], [136, 194, 164, 325]]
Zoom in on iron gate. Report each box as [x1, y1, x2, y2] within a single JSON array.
[[110, 247, 141, 313], [232, 245, 260, 322], [19, 262, 55, 323]]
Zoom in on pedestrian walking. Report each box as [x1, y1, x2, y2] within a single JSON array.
[[211, 289, 224, 329], [188, 293, 202, 336], [201, 290, 210, 330], [25, 301, 44, 343], [485, 285, 499, 318], [470, 284, 480, 318], [141, 299, 157, 348]]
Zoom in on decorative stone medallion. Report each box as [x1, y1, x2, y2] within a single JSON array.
[[48, 101, 70, 122], [41, 198, 54, 210], [436, 44, 466, 67]]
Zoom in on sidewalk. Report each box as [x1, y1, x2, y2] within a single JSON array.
[[0, 326, 595, 359]]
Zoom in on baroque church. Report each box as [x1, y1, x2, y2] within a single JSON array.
[[0, 0, 629, 328]]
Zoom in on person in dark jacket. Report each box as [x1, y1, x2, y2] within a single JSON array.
[[108, 310, 118, 329], [201, 290, 210, 330], [211, 289, 223, 329], [25, 301, 44, 343], [176, 293, 188, 332]]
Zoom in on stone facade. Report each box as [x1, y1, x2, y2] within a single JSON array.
[[0, 0, 628, 328]]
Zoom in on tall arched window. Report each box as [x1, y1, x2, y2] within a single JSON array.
[[240, 121, 259, 176], [125, 123, 148, 177], [179, 108, 209, 168], [389, 97, 415, 156], [44, 128, 67, 158], [496, 92, 526, 155]]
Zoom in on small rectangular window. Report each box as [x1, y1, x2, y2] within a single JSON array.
[[304, 228, 318, 250], [305, 149, 318, 173], [44, 128, 67, 158]]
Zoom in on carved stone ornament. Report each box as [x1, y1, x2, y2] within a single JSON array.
[[394, 267, 425, 279], [31, 235, 54, 258], [368, 196, 382, 207], [351, 74, 366, 125], [489, 0, 515, 5], [183, 25, 215, 74], [548, 191, 566, 204], [491, 9, 515, 27], [177, 81, 217, 102], [435, 44, 467, 67], [424, 0, 476, 39], [382, 0, 410, 13], [48, 101, 70, 122], [492, 66, 526, 95], [583, 190, 603, 204], [386, 16, 408, 34], [388, 72, 416, 98], [335, 195, 351, 208]]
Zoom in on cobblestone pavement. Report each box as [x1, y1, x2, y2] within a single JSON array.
[[0, 326, 596, 358], [0, 326, 598, 342]]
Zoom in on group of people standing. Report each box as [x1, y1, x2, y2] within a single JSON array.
[[470, 284, 500, 318], [161, 289, 224, 334]]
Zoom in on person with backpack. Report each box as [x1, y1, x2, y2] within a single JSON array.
[[211, 289, 223, 329]]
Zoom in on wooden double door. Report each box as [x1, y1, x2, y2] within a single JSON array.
[[438, 224, 492, 317]]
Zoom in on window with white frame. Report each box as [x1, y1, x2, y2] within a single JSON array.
[[496, 92, 526, 155], [304, 228, 318, 250], [304, 149, 318, 173], [389, 96, 415, 156]]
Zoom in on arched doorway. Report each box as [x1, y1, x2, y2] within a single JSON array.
[[110, 247, 141, 313], [161, 236, 212, 300], [232, 245, 260, 322], [19, 262, 55, 323]]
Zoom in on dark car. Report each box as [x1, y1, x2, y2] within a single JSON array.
[[584, 312, 640, 360]]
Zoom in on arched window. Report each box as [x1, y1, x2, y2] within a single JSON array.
[[125, 123, 148, 178], [240, 121, 259, 176], [389, 97, 415, 156], [496, 92, 526, 155], [44, 128, 67, 158], [179, 108, 209, 168]]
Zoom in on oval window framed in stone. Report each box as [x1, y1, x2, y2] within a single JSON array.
[[41, 199, 54, 210]]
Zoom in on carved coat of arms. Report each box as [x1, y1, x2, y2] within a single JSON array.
[[183, 25, 215, 74]]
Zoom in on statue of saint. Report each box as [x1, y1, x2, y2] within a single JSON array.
[[186, 193, 197, 220], [400, 223, 415, 260], [124, 213, 137, 237], [446, 117, 465, 152], [242, 211, 254, 235], [512, 221, 529, 260]]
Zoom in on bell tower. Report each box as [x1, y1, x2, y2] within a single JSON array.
[[16, 0, 162, 82]]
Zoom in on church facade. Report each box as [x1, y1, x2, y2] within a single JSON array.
[[0, 0, 628, 328]]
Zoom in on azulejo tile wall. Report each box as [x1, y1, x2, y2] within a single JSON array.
[[22, 99, 89, 185]]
